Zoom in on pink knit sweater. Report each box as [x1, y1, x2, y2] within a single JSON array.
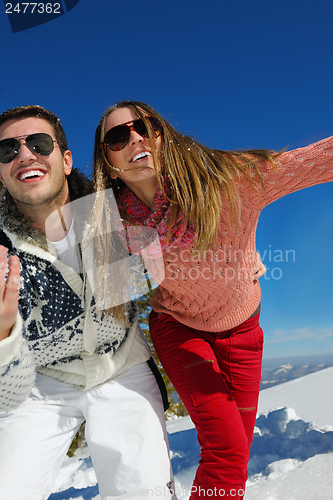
[[119, 137, 333, 332]]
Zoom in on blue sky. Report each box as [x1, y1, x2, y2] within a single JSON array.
[[1, 0, 333, 360]]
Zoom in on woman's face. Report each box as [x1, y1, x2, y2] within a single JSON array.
[[104, 107, 162, 186]]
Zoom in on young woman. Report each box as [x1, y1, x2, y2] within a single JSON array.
[[92, 101, 333, 500]]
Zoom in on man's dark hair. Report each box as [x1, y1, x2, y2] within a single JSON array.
[[0, 105, 68, 154]]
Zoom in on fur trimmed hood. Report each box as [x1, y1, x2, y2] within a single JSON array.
[[0, 168, 92, 251]]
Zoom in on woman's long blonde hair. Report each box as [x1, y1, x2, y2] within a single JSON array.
[[93, 100, 281, 253], [91, 101, 281, 323]]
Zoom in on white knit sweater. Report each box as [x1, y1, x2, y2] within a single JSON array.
[[0, 170, 151, 411]]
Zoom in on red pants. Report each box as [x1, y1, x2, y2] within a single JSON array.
[[149, 311, 264, 500]]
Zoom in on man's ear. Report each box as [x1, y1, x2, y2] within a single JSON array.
[[0, 174, 6, 188], [63, 150, 73, 176]]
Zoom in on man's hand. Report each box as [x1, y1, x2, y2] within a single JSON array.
[[253, 252, 266, 279], [0, 246, 20, 341]]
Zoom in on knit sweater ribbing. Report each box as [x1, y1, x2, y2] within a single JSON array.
[[144, 137, 333, 331]]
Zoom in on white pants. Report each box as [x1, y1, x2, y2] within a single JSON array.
[[0, 363, 176, 500]]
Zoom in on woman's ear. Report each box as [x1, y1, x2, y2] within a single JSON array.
[[110, 169, 119, 180]]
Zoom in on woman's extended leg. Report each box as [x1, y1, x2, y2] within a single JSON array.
[[213, 314, 264, 455], [149, 312, 263, 500]]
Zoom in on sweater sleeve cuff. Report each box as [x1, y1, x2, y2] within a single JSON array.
[[0, 313, 23, 366]]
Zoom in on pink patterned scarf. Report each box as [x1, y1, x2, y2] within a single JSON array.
[[116, 180, 196, 252]]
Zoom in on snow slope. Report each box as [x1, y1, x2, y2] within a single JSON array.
[[49, 366, 333, 500], [258, 365, 333, 427]]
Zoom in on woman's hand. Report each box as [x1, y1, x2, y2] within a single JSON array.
[[253, 252, 266, 279], [0, 246, 20, 341]]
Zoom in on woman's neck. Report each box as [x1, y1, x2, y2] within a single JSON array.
[[124, 177, 159, 209]]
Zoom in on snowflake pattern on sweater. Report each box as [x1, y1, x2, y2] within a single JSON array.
[[0, 170, 151, 411]]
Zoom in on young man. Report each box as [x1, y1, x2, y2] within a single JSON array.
[[0, 105, 176, 500]]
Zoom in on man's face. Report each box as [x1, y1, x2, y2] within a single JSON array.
[[0, 117, 72, 210]]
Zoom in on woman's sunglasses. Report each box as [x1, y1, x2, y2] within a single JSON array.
[[0, 133, 59, 164], [103, 116, 163, 152]]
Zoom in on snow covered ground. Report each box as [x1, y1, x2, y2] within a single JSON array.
[[49, 366, 333, 500]]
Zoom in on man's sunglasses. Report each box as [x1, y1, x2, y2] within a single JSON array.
[[103, 116, 162, 152], [0, 133, 59, 164]]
